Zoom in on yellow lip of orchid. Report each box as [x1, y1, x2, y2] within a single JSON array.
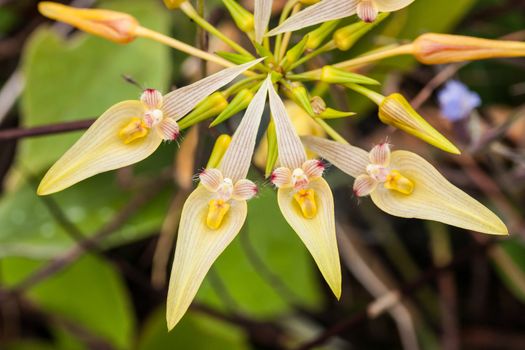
[[38, 2, 139, 44], [267, 76, 342, 299], [37, 59, 264, 196], [302, 136, 509, 236], [166, 77, 270, 330], [267, 0, 414, 36]]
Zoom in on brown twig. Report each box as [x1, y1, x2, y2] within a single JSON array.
[[0, 119, 95, 140]]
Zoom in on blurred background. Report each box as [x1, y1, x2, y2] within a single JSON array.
[[0, 0, 525, 349]]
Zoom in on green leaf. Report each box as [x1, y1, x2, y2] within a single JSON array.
[[195, 186, 322, 317], [492, 239, 525, 304], [19, 0, 171, 172], [0, 171, 172, 258], [137, 307, 249, 350], [1, 255, 135, 350]]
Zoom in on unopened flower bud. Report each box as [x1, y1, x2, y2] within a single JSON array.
[[321, 66, 379, 85], [413, 33, 525, 64], [306, 20, 340, 50], [211, 89, 254, 127], [379, 93, 460, 154], [333, 12, 389, 51], [222, 0, 254, 33], [178, 92, 228, 129], [163, 0, 187, 9], [38, 2, 138, 44]]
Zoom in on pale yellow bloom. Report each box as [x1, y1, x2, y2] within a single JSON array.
[[167, 78, 270, 329], [303, 136, 508, 235], [268, 78, 341, 299], [38, 59, 263, 195]]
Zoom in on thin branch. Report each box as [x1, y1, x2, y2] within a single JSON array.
[[294, 238, 496, 350], [0, 118, 95, 140]]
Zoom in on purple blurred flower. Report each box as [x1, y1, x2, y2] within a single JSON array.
[[437, 80, 481, 122]]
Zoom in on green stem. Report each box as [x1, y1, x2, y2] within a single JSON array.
[[273, 0, 300, 59], [180, 2, 255, 59], [314, 118, 348, 144], [346, 83, 384, 105], [288, 41, 336, 70], [222, 75, 264, 96]]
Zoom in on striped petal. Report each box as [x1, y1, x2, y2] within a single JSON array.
[[301, 136, 368, 178], [163, 58, 264, 120], [254, 0, 273, 44], [167, 186, 248, 329], [267, 77, 307, 169], [38, 101, 162, 195], [219, 78, 269, 181], [370, 151, 508, 235], [267, 0, 358, 36], [277, 177, 341, 298], [374, 0, 415, 12]]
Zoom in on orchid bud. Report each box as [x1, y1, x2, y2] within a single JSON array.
[[178, 92, 229, 129], [413, 33, 525, 64], [222, 0, 254, 33], [379, 93, 460, 154], [38, 2, 138, 44], [163, 0, 187, 10]]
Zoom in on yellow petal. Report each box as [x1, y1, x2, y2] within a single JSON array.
[[267, 0, 357, 36], [166, 186, 247, 329], [277, 178, 341, 298], [370, 151, 508, 235], [38, 101, 162, 195], [374, 0, 415, 12]]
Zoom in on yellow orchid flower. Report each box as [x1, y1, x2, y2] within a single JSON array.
[[166, 77, 271, 330], [303, 136, 508, 236], [267, 77, 341, 299], [38, 59, 263, 195], [267, 0, 414, 36]]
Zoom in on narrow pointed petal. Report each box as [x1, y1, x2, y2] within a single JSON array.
[[353, 174, 377, 197], [267, 0, 357, 36], [370, 151, 508, 235], [254, 0, 273, 44], [199, 168, 223, 192], [155, 117, 180, 141], [163, 58, 264, 120], [356, 0, 378, 23], [38, 101, 162, 195], [219, 79, 269, 181], [278, 178, 341, 298], [374, 0, 415, 12], [369, 142, 390, 166], [232, 179, 258, 200], [302, 159, 324, 179], [270, 167, 292, 187], [140, 89, 163, 109], [301, 136, 368, 178], [267, 77, 307, 169], [167, 186, 248, 329]]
